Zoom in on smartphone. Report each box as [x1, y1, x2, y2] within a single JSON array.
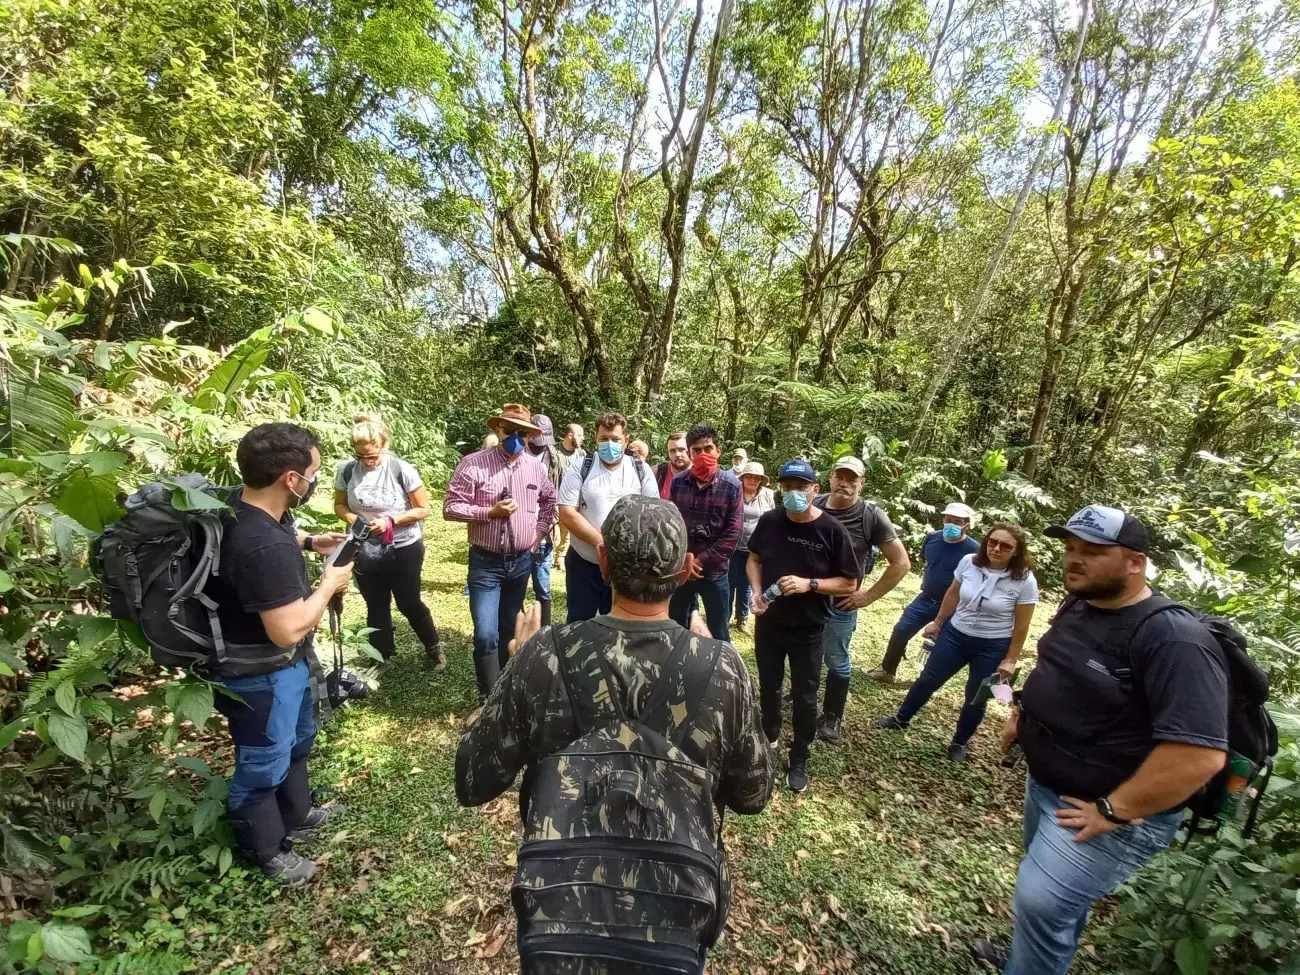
[[324, 521, 373, 568]]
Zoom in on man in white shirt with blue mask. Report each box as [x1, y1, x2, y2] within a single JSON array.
[[557, 410, 659, 621]]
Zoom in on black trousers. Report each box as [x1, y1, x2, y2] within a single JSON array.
[[354, 539, 440, 659], [754, 617, 824, 763]]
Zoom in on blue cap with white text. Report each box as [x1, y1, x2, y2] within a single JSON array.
[[778, 458, 818, 484]]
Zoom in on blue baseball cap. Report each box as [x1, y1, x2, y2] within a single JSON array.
[[778, 458, 818, 484]]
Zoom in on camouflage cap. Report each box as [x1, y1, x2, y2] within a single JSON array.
[[602, 495, 688, 580]]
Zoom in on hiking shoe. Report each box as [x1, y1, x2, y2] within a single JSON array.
[[787, 759, 809, 794], [261, 850, 317, 886], [816, 715, 843, 743], [969, 939, 1010, 971], [866, 667, 896, 684], [948, 742, 970, 763], [426, 644, 447, 672], [875, 714, 908, 731], [285, 803, 347, 843]]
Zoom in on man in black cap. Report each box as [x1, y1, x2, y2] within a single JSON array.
[[971, 504, 1229, 975], [745, 458, 859, 793], [456, 495, 774, 973], [526, 413, 566, 623]]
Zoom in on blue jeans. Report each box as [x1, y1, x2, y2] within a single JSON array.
[[879, 593, 942, 673], [530, 536, 553, 604], [668, 575, 731, 641], [467, 546, 532, 665], [729, 549, 752, 621], [822, 608, 857, 679], [217, 657, 316, 812], [565, 547, 612, 622], [1005, 776, 1182, 975], [895, 619, 1009, 745]]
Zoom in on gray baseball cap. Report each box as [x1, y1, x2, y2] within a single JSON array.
[[529, 414, 555, 448], [602, 495, 688, 580], [1046, 504, 1150, 553]]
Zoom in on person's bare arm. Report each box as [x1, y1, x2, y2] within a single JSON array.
[[747, 553, 768, 614], [559, 505, 602, 547], [334, 489, 357, 527], [778, 574, 857, 596], [1058, 742, 1227, 842], [923, 579, 962, 637], [997, 603, 1037, 679], [388, 485, 431, 526], [258, 563, 353, 648], [836, 538, 912, 610]]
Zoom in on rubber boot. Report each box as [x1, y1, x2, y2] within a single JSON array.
[[276, 757, 313, 834], [539, 599, 552, 628], [817, 673, 851, 743], [474, 654, 502, 703]]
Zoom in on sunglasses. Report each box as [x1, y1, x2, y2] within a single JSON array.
[[987, 539, 1017, 553]]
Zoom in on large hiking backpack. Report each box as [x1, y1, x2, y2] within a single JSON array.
[[512, 628, 728, 974], [95, 474, 286, 677], [1058, 593, 1279, 838]]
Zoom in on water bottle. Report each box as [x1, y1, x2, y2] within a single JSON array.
[[919, 637, 935, 665], [762, 582, 783, 603]]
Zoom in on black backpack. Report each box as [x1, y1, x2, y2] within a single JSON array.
[[1059, 593, 1279, 838], [94, 474, 287, 677], [513, 628, 728, 974], [813, 495, 881, 575], [577, 453, 649, 506]]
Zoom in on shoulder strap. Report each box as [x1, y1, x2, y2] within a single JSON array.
[[1115, 593, 1184, 664], [643, 629, 724, 748], [633, 457, 647, 483], [580, 454, 595, 484], [553, 624, 627, 738]]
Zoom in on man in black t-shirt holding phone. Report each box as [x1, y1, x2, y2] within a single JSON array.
[[971, 504, 1229, 974], [746, 459, 858, 793], [207, 423, 354, 885]]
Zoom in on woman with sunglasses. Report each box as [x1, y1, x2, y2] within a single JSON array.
[[334, 413, 444, 670], [875, 523, 1037, 762]]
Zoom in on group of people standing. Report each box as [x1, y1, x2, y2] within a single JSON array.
[[201, 413, 1235, 975]]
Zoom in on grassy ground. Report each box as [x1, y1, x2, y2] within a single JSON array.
[[189, 513, 1136, 974]]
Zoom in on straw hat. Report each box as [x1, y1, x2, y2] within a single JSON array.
[[740, 461, 769, 486]]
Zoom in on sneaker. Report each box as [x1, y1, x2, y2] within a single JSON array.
[[427, 644, 447, 672], [261, 850, 317, 886], [948, 742, 970, 763], [786, 759, 809, 793], [866, 667, 896, 684], [816, 715, 843, 743], [875, 714, 908, 731], [969, 939, 1010, 971], [285, 803, 347, 843]]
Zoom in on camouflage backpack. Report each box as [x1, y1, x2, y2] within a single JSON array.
[[513, 628, 728, 974]]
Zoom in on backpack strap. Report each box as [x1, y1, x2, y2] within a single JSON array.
[[643, 628, 723, 749]]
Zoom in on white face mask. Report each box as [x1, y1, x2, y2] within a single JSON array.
[[733, 462, 745, 473]]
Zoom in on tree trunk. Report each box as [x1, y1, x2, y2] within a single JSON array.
[[1021, 267, 1087, 481]]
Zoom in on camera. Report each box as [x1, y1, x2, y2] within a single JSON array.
[[690, 524, 712, 544], [326, 665, 371, 708]]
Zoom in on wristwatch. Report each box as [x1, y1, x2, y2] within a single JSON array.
[[302, 534, 315, 553], [1095, 796, 1130, 825], [809, 579, 820, 593]]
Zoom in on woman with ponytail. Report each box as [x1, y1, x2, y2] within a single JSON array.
[[334, 413, 443, 670]]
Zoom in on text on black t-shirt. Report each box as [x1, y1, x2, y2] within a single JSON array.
[[746, 509, 860, 628], [1019, 594, 1229, 801]]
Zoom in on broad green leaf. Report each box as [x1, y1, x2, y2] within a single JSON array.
[[26, 930, 42, 965], [193, 798, 224, 837], [0, 570, 12, 593], [171, 681, 214, 730], [81, 451, 129, 476], [46, 713, 88, 762], [54, 681, 77, 716], [0, 717, 28, 749], [168, 483, 229, 513], [77, 616, 117, 650], [39, 922, 94, 963], [218, 847, 233, 876], [51, 905, 103, 919], [149, 790, 167, 823], [1174, 936, 1210, 975], [52, 469, 122, 533], [93, 341, 113, 371]]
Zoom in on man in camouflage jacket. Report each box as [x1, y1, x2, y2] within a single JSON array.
[[455, 492, 775, 849]]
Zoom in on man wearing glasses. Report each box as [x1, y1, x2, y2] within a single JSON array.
[[444, 403, 557, 701]]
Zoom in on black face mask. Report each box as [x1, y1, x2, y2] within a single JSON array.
[[289, 471, 318, 508]]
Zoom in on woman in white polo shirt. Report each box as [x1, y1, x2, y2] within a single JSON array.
[[875, 522, 1038, 762]]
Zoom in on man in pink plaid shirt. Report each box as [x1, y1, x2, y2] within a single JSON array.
[[444, 403, 556, 700]]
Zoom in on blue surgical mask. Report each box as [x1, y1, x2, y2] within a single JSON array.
[[782, 489, 810, 514], [502, 432, 526, 456], [943, 523, 964, 541], [598, 440, 624, 464]]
